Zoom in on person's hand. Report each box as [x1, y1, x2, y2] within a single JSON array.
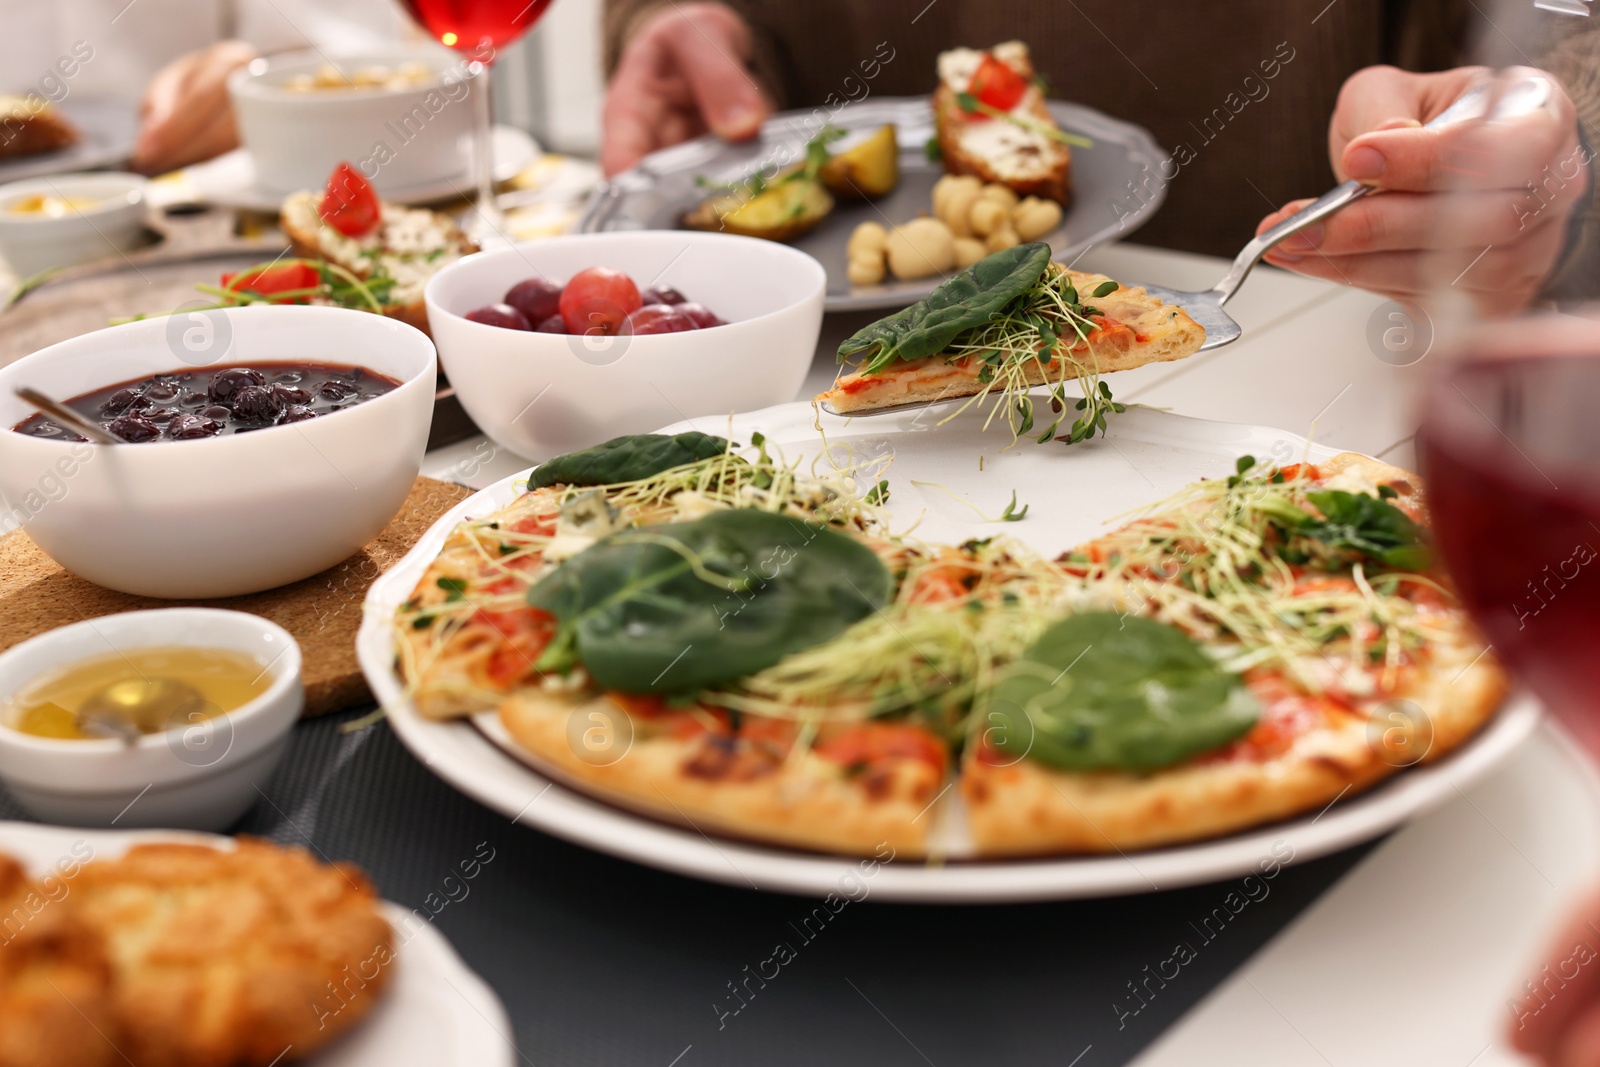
[[601, 2, 772, 176], [1256, 65, 1586, 315], [133, 40, 258, 174], [1508, 888, 1600, 1065]]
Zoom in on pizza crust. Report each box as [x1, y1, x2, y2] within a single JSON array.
[[960, 634, 1507, 856], [960, 453, 1504, 856], [821, 271, 1206, 415], [498, 690, 948, 858]]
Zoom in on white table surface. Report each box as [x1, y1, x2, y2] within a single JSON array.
[[422, 242, 1594, 1066]]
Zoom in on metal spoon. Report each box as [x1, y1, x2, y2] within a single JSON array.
[[14, 386, 121, 444], [76, 677, 208, 743], [824, 74, 1555, 418]]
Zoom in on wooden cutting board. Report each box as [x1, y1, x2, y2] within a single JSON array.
[[0, 475, 471, 717]]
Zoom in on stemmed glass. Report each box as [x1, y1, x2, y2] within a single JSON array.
[[396, 0, 556, 241]]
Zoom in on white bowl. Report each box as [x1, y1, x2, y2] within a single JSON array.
[[0, 172, 148, 277], [424, 231, 826, 461], [0, 305, 436, 598], [0, 609, 303, 830], [229, 45, 479, 196]]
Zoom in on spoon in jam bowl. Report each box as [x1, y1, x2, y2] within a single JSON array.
[[14, 386, 120, 444], [75, 677, 210, 743]]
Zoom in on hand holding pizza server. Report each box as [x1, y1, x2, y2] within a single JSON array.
[[1259, 64, 1588, 315]]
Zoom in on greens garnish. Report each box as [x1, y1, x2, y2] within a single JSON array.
[[528, 433, 730, 490], [986, 613, 1259, 771], [838, 245, 1134, 447], [839, 242, 1053, 371], [526, 509, 893, 694]]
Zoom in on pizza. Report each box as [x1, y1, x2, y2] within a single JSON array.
[[396, 431, 885, 720], [393, 434, 1507, 859], [819, 243, 1205, 439]]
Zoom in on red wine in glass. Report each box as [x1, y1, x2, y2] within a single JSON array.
[[397, 0, 556, 238], [398, 0, 553, 52], [1418, 347, 1600, 751]]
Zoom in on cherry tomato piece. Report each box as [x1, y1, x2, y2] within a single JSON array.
[[317, 162, 382, 238], [968, 53, 1028, 113], [559, 267, 641, 336], [220, 262, 321, 303], [465, 303, 531, 330], [504, 277, 563, 324], [623, 304, 697, 335]]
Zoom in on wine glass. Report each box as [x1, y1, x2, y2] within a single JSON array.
[[1417, 316, 1600, 752], [397, 0, 556, 241]]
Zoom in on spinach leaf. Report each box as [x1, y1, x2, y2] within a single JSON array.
[[1298, 489, 1431, 570], [528, 432, 729, 490], [526, 509, 892, 693], [838, 243, 1053, 373], [986, 613, 1258, 772]]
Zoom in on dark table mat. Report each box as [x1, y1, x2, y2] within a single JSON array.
[[0, 710, 1376, 1066]]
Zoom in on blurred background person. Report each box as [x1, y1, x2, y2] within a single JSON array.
[[600, 0, 1600, 310], [0, 0, 415, 173]]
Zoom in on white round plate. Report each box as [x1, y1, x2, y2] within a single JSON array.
[[0, 821, 514, 1066], [0, 98, 139, 184], [358, 403, 1539, 902], [185, 126, 539, 211], [578, 96, 1168, 312]]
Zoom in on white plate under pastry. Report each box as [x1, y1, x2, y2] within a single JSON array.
[[357, 403, 1540, 902], [0, 822, 515, 1067], [184, 125, 539, 212]]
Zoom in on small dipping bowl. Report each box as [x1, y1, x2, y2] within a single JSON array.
[[0, 609, 303, 830], [0, 172, 149, 277]]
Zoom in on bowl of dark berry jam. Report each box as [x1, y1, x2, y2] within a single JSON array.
[[0, 305, 436, 597]]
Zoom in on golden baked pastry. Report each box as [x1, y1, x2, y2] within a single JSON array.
[[70, 838, 393, 1067], [0, 853, 121, 1067]]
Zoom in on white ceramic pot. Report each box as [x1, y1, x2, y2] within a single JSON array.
[[0, 609, 303, 830], [228, 44, 481, 196], [0, 305, 436, 598], [424, 231, 827, 461], [0, 172, 148, 276]]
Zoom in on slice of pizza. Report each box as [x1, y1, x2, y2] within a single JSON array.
[[490, 528, 1042, 857], [934, 41, 1071, 204], [820, 243, 1204, 438], [396, 432, 883, 720], [959, 452, 1510, 855]]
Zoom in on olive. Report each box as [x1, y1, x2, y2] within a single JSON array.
[[166, 413, 224, 440], [107, 413, 161, 442], [208, 367, 265, 403], [231, 385, 284, 422]]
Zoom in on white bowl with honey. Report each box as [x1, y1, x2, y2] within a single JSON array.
[[0, 608, 302, 830]]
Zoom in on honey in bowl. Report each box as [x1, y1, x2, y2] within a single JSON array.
[[6, 647, 273, 741]]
